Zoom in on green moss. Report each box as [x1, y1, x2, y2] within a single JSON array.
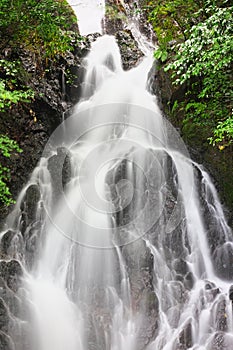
[[0, 0, 79, 58], [105, 4, 127, 21]]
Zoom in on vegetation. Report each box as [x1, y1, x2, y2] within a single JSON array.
[[0, 0, 77, 57], [147, 0, 233, 148], [0, 0, 79, 206], [0, 136, 22, 205], [105, 3, 127, 21], [148, 0, 200, 61], [0, 59, 34, 112], [0, 0, 80, 112]]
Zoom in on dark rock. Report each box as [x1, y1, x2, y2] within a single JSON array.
[[0, 260, 23, 293], [210, 331, 233, 350], [215, 298, 228, 332], [177, 322, 192, 349], [229, 285, 233, 301], [213, 242, 233, 280], [155, 53, 233, 228], [122, 239, 153, 271], [115, 30, 143, 70], [0, 298, 9, 332], [121, 238, 159, 348], [166, 226, 186, 259], [208, 288, 221, 303], [184, 272, 194, 290], [0, 331, 14, 350], [136, 291, 159, 348], [204, 281, 220, 303], [0, 278, 20, 318], [0, 34, 92, 227], [105, 0, 126, 36], [47, 147, 71, 202], [105, 1, 144, 70], [193, 166, 230, 262], [205, 280, 216, 290], [173, 259, 188, 276], [20, 184, 40, 233], [0, 231, 16, 257]]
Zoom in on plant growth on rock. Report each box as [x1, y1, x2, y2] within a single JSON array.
[[148, 0, 233, 148], [0, 135, 22, 206], [0, 0, 82, 209]]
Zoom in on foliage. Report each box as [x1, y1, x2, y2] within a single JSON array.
[[147, 0, 201, 61], [0, 1, 80, 207], [154, 48, 168, 62], [0, 59, 34, 111], [0, 0, 77, 58], [147, 0, 233, 148], [0, 0, 80, 112], [165, 6, 232, 84], [105, 3, 127, 21], [209, 116, 233, 148], [0, 135, 22, 205], [165, 3, 233, 147]]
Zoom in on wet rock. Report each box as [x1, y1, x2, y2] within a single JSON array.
[[0, 298, 9, 332], [141, 290, 159, 316], [204, 281, 220, 302], [105, 0, 126, 36], [0, 331, 14, 350], [184, 272, 194, 290], [173, 259, 188, 276], [122, 239, 153, 271], [105, 1, 144, 70], [165, 225, 186, 259], [47, 147, 71, 201], [215, 298, 228, 332], [155, 38, 233, 229], [205, 280, 216, 290], [0, 231, 16, 257], [194, 169, 228, 260], [0, 33, 91, 227], [167, 305, 181, 328], [0, 278, 20, 318], [0, 260, 23, 293], [176, 322, 192, 349], [213, 242, 233, 280], [210, 331, 233, 350], [137, 291, 159, 348], [121, 238, 158, 347], [20, 184, 41, 234], [115, 30, 143, 70], [170, 281, 186, 305]]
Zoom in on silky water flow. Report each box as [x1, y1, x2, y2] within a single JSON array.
[[1, 23, 233, 350]]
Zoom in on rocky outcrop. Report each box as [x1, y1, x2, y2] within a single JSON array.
[[0, 15, 100, 348], [105, 0, 145, 69], [155, 65, 233, 229], [115, 30, 144, 70], [0, 34, 100, 226]]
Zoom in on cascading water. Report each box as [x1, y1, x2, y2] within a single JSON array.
[[1, 3, 233, 350], [67, 0, 105, 35]]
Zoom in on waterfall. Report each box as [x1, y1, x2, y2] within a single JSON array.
[[67, 0, 105, 35], [1, 2, 233, 350]]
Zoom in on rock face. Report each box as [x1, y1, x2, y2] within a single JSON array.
[[0, 35, 95, 226], [155, 63, 233, 230], [1, 2, 232, 350], [104, 0, 145, 69], [0, 18, 100, 349], [0, 6, 155, 346], [115, 30, 144, 70]]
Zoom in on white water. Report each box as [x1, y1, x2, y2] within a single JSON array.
[[1, 3, 233, 350], [67, 0, 105, 35]]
